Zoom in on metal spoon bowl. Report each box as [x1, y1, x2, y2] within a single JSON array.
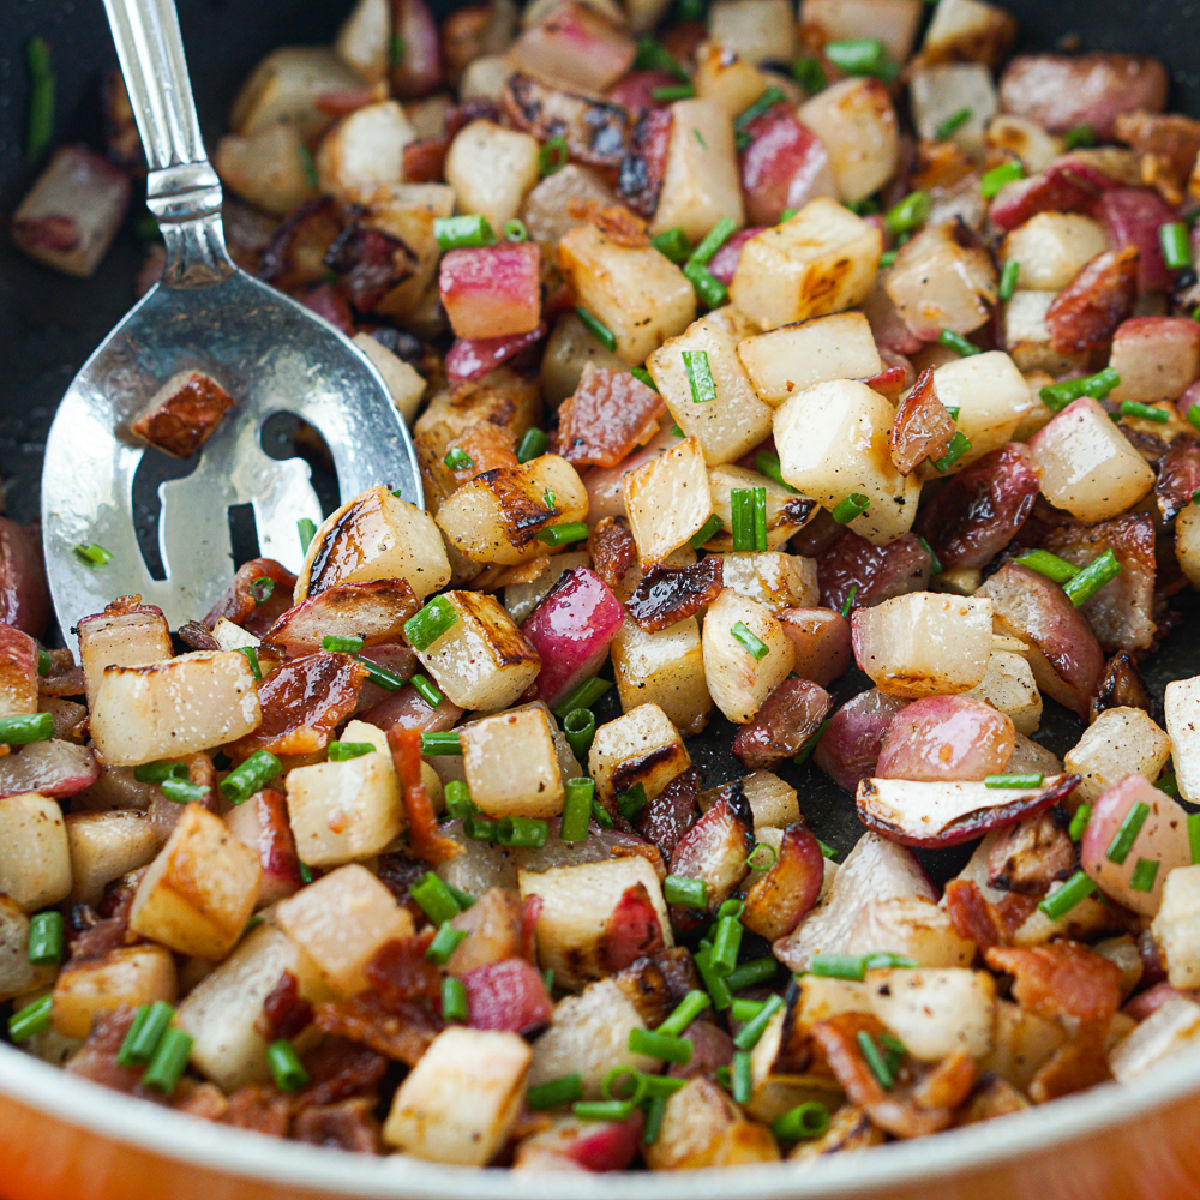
[[40, 0, 422, 646]]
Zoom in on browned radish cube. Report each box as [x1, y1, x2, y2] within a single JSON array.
[[129, 370, 235, 458], [52, 945, 176, 1038]]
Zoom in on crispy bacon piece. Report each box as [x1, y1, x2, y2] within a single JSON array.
[[261, 970, 314, 1041], [1045, 248, 1139, 354], [129, 370, 235, 458], [635, 767, 698, 861], [1155, 437, 1200, 524], [817, 530, 932, 615], [668, 782, 754, 914], [944, 879, 1005, 952], [222, 1086, 291, 1137], [888, 367, 954, 474], [401, 136, 447, 183], [231, 653, 367, 758], [365, 931, 442, 1007], [589, 517, 636, 591], [558, 364, 665, 469], [1028, 1034, 1111, 1102], [602, 883, 667, 973], [1091, 651, 1153, 722], [707, 228, 760, 287], [626, 558, 723, 633], [1115, 112, 1200, 197], [298, 1039, 389, 1109], [65, 1007, 144, 1095], [389, 726, 462, 864], [293, 1098, 381, 1153], [613, 947, 703, 1029], [258, 197, 343, 291], [444, 324, 547, 384], [462, 958, 556, 1033], [666, 1019, 734, 1082], [732, 678, 831, 770], [618, 107, 673, 217], [204, 557, 296, 636], [503, 72, 629, 167], [986, 811, 1076, 896], [314, 994, 441, 1066], [324, 221, 418, 312], [446, 423, 519, 483], [741, 822, 824, 940], [173, 1080, 229, 1121], [985, 941, 1122, 1025], [987, 157, 1115, 232], [0, 518, 51, 638]]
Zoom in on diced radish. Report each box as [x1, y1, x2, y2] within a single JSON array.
[[462, 957, 555, 1033], [440, 242, 542, 340], [741, 822, 824, 940], [876, 696, 1015, 782], [445, 325, 547, 384], [1109, 317, 1200, 404], [0, 739, 98, 800], [514, 1112, 644, 1171], [778, 607, 851, 687], [814, 688, 908, 793], [739, 107, 834, 227], [264, 579, 420, 655], [522, 568, 625, 709], [360, 683, 463, 735], [0, 625, 38, 718], [1094, 188, 1176, 293], [508, 1, 636, 95], [603, 883, 666, 972], [390, 0, 442, 98]]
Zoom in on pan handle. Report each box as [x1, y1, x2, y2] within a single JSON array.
[[102, 0, 232, 284]]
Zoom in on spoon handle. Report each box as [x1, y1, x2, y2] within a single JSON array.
[[103, 0, 232, 283]]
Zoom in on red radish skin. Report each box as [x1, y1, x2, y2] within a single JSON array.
[[739, 107, 834, 227], [606, 70, 677, 113], [581, 425, 677, 524], [514, 1113, 644, 1171], [390, 0, 442, 98], [669, 784, 754, 912], [0, 519, 51, 638], [1110, 317, 1200, 404], [1094, 188, 1177, 293], [0, 625, 38, 715], [461, 958, 555, 1034], [226, 788, 303, 906], [522, 567, 624, 708], [876, 696, 1016, 783], [1081, 774, 1191, 915], [742, 822, 825, 940], [814, 688, 909, 794], [439, 242, 542, 340], [359, 683, 463, 736], [508, 0, 636, 95], [987, 157, 1115, 232], [778, 607, 852, 687], [444, 324, 547, 384], [602, 882, 667, 972], [707, 228, 762, 287], [0, 739, 98, 800]]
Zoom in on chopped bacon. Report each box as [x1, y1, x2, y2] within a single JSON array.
[[943, 879, 1005, 952], [1028, 1034, 1111, 1102], [65, 1007, 144, 1095], [314, 994, 441, 1066], [0, 519, 51, 638], [667, 1019, 734, 1081], [130, 370, 235, 459], [446, 423, 519, 482], [315, 87, 377, 118], [67, 881, 137, 962], [987, 157, 1115, 232], [613, 946, 703, 1029], [866, 360, 913, 403], [1115, 112, 1200, 197], [888, 367, 955, 474], [588, 517, 636, 591], [1091, 650, 1154, 721], [635, 767, 698, 861], [617, 108, 673, 217], [261, 970, 314, 1041], [984, 941, 1123, 1025], [558, 364, 665, 469], [817, 530, 931, 614], [732, 678, 832, 770], [177, 620, 219, 651], [1155, 436, 1200, 524], [602, 883, 667, 973], [222, 1086, 292, 1137], [293, 1098, 381, 1153], [297, 1038, 389, 1109], [625, 558, 723, 632], [38, 649, 84, 698], [985, 811, 1076, 896], [401, 136, 448, 183], [365, 930, 442, 1006], [607, 69, 676, 113], [461, 958, 556, 1033], [444, 324, 547, 384], [299, 282, 354, 334], [204, 557, 296, 637], [324, 221, 418, 312], [388, 726, 462, 864], [742, 821, 825, 941], [915, 444, 1040, 571], [361, 684, 462, 738], [231, 653, 367, 757], [503, 72, 629, 168], [1045, 248, 1139, 354], [707, 228, 760, 287]]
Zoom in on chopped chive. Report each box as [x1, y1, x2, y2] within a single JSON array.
[[1063, 123, 1097, 150], [355, 656, 405, 692], [161, 777, 210, 805], [735, 87, 787, 133], [443, 447, 474, 471], [664, 874, 708, 908], [731, 999, 767, 1024], [824, 37, 896, 80], [634, 34, 690, 81], [574, 1099, 634, 1121], [515, 427, 549, 463], [496, 816, 549, 848], [464, 815, 499, 842], [267, 1039, 309, 1092], [219, 750, 282, 805], [651, 226, 692, 263], [434, 214, 494, 250], [809, 953, 868, 980], [732, 993, 783, 1051], [420, 731, 462, 756], [553, 676, 611, 718], [298, 862, 313, 885], [1038, 869, 1097, 919], [998, 260, 1020, 303], [536, 522, 588, 547], [25, 37, 55, 161], [1106, 800, 1150, 865], [444, 780, 475, 821], [503, 218, 529, 242], [683, 260, 727, 307], [36, 645, 51, 677], [327, 741, 374, 762], [643, 1094, 666, 1144], [693, 128, 706, 148], [1014, 549, 1080, 584], [236, 645, 261, 682], [689, 217, 737, 266], [779, 206, 799, 223], [658, 989, 711, 1037], [794, 718, 830, 766], [603, 1068, 650, 1104], [405, 595, 458, 652], [142, 1027, 193, 1095], [831, 493, 870, 524], [932, 430, 972, 473], [917, 536, 942, 576], [730, 486, 768, 552], [1120, 400, 1169, 423], [7, 994, 52, 1043], [818, 839, 838, 860], [726, 957, 777, 992], [442, 976, 469, 1022], [528, 1073, 584, 1110], [322, 634, 365, 654], [731, 1050, 753, 1104], [134, 760, 188, 784], [250, 576, 275, 605], [935, 107, 973, 140], [411, 871, 463, 925], [561, 777, 594, 842], [616, 782, 647, 822], [984, 773, 1045, 789], [1130, 857, 1160, 893], [747, 842, 778, 871], [1039, 367, 1121, 412], [576, 306, 617, 352], [840, 584, 858, 618], [1190, 404, 1200, 433], [1157, 769, 1179, 798], [863, 952, 918, 971], [689, 513, 723, 548], [731, 621, 768, 660], [710, 914, 744, 976], [980, 159, 1026, 199], [652, 83, 696, 101], [642, 1075, 687, 1099], [1189, 812, 1200, 864], [631, 365, 657, 390], [791, 55, 827, 93], [1161, 222, 1192, 272], [28, 911, 64, 965], [1062, 549, 1121, 607], [538, 135, 568, 176], [753, 449, 797, 493], [628, 1027, 693, 1064], [297, 518, 317, 553], [694, 944, 732, 1010], [562, 708, 595, 760], [0, 713, 53, 745], [299, 142, 319, 190], [857, 1030, 896, 1089], [938, 329, 980, 357], [409, 673, 442, 708], [389, 33, 406, 64], [73, 542, 112, 567], [884, 191, 930, 239], [1068, 803, 1092, 842], [117, 1001, 174, 1066], [682, 349, 717, 404], [879, 250, 897, 268], [772, 1102, 830, 1141], [590, 793, 613, 829]]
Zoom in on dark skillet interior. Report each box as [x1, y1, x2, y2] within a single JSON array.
[[1, 0, 1199, 873]]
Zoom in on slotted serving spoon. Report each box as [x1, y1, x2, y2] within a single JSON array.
[[40, 0, 422, 648]]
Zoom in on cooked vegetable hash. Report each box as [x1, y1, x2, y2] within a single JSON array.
[[12, 0, 1200, 1173]]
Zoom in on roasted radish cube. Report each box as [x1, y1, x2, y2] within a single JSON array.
[[774, 379, 921, 544], [715, 552, 817, 613], [64, 811, 158, 906], [731, 199, 881, 332], [176, 924, 327, 1090], [436, 455, 586, 566], [885, 222, 997, 339], [229, 46, 364, 137], [702, 589, 794, 723], [89, 650, 261, 767], [1153, 867, 1200, 990], [51, 945, 176, 1039], [645, 1078, 779, 1169], [1004, 289, 1088, 375], [779, 607, 852, 687], [519, 857, 671, 990], [1064, 707, 1171, 804], [922, 0, 1015, 69], [286, 742, 403, 866], [316, 100, 414, 199], [77, 600, 173, 707], [296, 485, 451, 602], [738, 770, 800, 828], [1165, 676, 1200, 803], [383, 1027, 531, 1165], [647, 310, 773, 464], [986, 115, 1061, 173], [509, 0, 635, 92], [693, 42, 772, 117], [1002, 214, 1109, 292], [866, 967, 994, 1061], [932, 351, 1038, 464], [335, 0, 390, 83], [623, 435, 713, 565], [965, 649, 1042, 736], [276, 864, 414, 996], [558, 223, 696, 365], [588, 702, 691, 805], [216, 123, 315, 216], [0, 626, 37, 718], [12, 146, 131, 278], [910, 63, 996, 154], [799, 79, 897, 204], [445, 120, 540, 231], [708, 0, 795, 64], [1029, 397, 1155, 522], [1109, 317, 1200, 404], [439, 241, 542, 340], [736, 312, 882, 406], [651, 99, 744, 242], [412, 590, 541, 711], [351, 332, 426, 424], [611, 617, 712, 736], [853, 592, 992, 698], [0, 898, 52, 1002], [707, 465, 817, 551], [1110, 998, 1200, 1085], [129, 370, 235, 459], [0, 793, 71, 911], [129, 803, 261, 960], [461, 707, 564, 818]]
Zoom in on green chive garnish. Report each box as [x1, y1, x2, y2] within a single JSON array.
[[1120, 400, 1169, 423], [560, 777, 594, 842], [689, 513, 723, 548], [1160, 222, 1192, 272], [984, 773, 1044, 788], [631, 365, 658, 390], [536, 522, 588, 547], [725, 957, 777, 991], [574, 1099, 635, 1121], [237, 645, 261, 682], [528, 1073, 584, 1110], [634, 34, 690, 80], [1040, 367, 1120, 412], [884, 191, 930, 239], [1129, 857, 1160, 893], [683, 349, 717, 405], [980, 159, 1026, 199], [73, 542, 112, 567], [1062, 549, 1121, 607], [443, 447, 474, 471], [1063, 123, 1096, 150], [267, 1039, 309, 1092], [689, 217, 737, 267], [538, 136, 568, 176], [791, 55, 827, 93], [1038, 869, 1097, 919], [938, 329, 980, 357], [857, 1030, 897, 1089], [651, 226, 692, 263], [562, 708, 595, 760], [935, 108, 973, 140], [322, 634, 365, 654], [1190, 812, 1200, 865], [28, 911, 64, 965], [327, 741, 374, 762], [732, 993, 783, 1051], [142, 1027, 192, 1095], [576, 306, 617, 352], [411, 872, 463, 925], [664, 874, 708, 908], [730, 486, 768, 552], [652, 83, 696, 101], [515, 427, 549, 463], [1014, 549, 1080, 584], [735, 87, 786, 133], [297, 518, 317, 553], [998, 260, 1020, 303], [684, 260, 727, 307], [841, 584, 858, 617], [1106, 801, 1150, 865], [7, 994, 52, 1043], [824, 38, 896, 80], [434, 214, 494, 250], [405, 595, 458, 652], [831, 493, 870, 524], [772, 1102, 830, 1141], [410, 673, 442, 708], [496, 816, 549, 848], [161, 777, 209, 805], [1068, 803, 1092, 842], [442, 976, 469, 1023], [420, 731, 462, 756], [753, 449, 797, 493], [117, 1001, 175, 1066], [0, 713, 53, 745], [932, 430, 972, 472], [219, 750, 282, 805], [794, 718, 830, 766], [658, 989, 711, 1036], [731, 621, 768, 660], [917, 536, 942, 576], [628, 1027, 693, 1064], [25, 37, 55, 161], [552, 676, 611, 718], [503, 218, 529, 242]]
